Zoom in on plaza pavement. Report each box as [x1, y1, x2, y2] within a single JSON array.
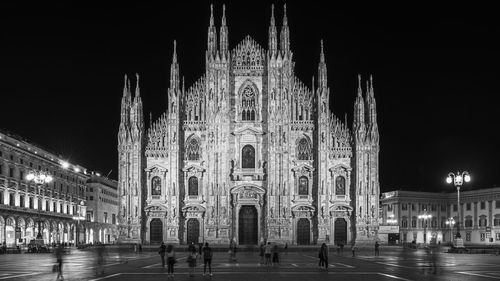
[[0, 246, 499, 280]]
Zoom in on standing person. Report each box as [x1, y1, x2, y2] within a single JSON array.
[[351, 243, 357, 257], [198, 243, 203, 260], [375, 241, 380, 256], [284, 243, 288, 255], [166, 244, 176, 277], [264, 242, 272, 266], [318, 243, 329, 270], [340, 242, 344, 255], [187, 244, 197, 277], [272, 244, 280, 266], [202, 242, 213, 276], [158, 242, 166, 268], [54, 244, 64, 280]]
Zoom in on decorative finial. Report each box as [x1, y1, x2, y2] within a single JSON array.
[[283, 4, 288, 25], [357, 74, 362, 97], [123, 74, 129, 97], [320, 39, 325, 62], [173, 40, 177, 63], [271, 4, 275, 25], [135, 73, 140, 97], [210, 4, 214, 25]]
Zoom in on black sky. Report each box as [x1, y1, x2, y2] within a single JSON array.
[[1, 2, 499, 193]]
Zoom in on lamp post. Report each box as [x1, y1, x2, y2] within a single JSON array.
[[446, 171, 470, 239], [26, 171, 53, 240], [73, 200, 85, 247], [445, 217, 455, 244], [418, 209, 432, 244]]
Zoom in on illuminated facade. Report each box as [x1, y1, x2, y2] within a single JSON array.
[[0, 129, 88, 246], [380, 189, 500, 245], [117, 5, 381, 245]]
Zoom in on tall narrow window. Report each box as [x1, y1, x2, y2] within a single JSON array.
[[335, 176, 346, 195], [241, 145, 255, 169], [151, 177, 161, 196], [241, 85, 256, 121], [186, 137, 201, 161], [296, 137, 312, 160], [188, 176, 198, 196], [298, 176, 309, 195]]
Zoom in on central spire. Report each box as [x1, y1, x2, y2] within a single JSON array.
[[280, 4, 290, 55], [220, 4, 228, 56], [207, 4, 218, 57], [170, 40, 180, 90], [268, 4, 278, 56]]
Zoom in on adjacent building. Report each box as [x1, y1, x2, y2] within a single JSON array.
[[85, 173, 119, 244], [117, 5, 381, 245], [380, 188, 500, 245], [0, 129, 89, 246]]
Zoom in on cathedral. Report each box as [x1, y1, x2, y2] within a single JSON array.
[[117, 4, 380, 246]]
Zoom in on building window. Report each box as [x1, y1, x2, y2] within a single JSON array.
[[496, 233, 500, 241], [0, 192, 3, 205], [481, 201, 486, 210], [19, 195, 25, 207], [104, 212, 108, 224], [496, 201, 500, 209], [9, 193, 15, 206], [9, 155, 13, 160], [465, 217, 473, 227], [241, 85, 256, 121], [53, 202, 57, 212], [188, 176, 198, 196], [431, 219, 437, 228], [241, 145, 255, 169], [9, 168, 14, 178], [86, 212, 92, 222], [296, 137, 312, 160], [479, 216, 487, 227], [89, 187, 93, 192], [151, 176, 161, 196], [453, 204, 457, 212], [46, 201, 50, 211], [411, 217, 417, 228], [431, 204, 436, 211], [494, 216, 500, 227], [441, 217, 447, 228], [298, 176, 309, 196], [112, 214, 116, 225], [335, 176, 346, 195], [402, 217, 408, 228], [20, 171, 24, 180], [441, 205, 446, 212], [411, 204, 416, 211], [402, 203, 407, 211], [89, 196, 93, 201], [185, 137, 201, 161], [466, 203, 471, 211]]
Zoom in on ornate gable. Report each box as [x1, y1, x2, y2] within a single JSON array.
[[232, 35, 266, 75]]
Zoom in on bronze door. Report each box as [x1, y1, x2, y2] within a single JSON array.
[[297, 218, 310, 245], [239, 205, 258, 245], [187, 218, 200, 244], [150, 219, 163, 244], [334, 218, 347, 245]]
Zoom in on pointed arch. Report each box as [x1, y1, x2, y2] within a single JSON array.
[[185, 134, 201, 161], [239, 80, 259, 121], [296, 135, 312, 160]]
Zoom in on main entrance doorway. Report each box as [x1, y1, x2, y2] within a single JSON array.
[[334, 218, 347, 245], [238, 205, 258, 245], [297, 218, 310, 245], [186, 218, 200, 244], [150, 219, 163, 244]]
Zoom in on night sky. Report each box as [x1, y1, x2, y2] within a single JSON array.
[[1, 2, 499, 193]]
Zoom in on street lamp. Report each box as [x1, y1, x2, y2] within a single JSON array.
[[72, 200, 85, 247], [418, 209, 432, 244], [446, 171, 470, 239], [26, 170, 53, 240], [445, 217, 455, 244]]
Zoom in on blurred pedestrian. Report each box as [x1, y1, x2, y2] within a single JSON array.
[[259, 243, 265, 264], [54, 244, 64, 280], [95, 244, 106, 276], [351, 243, 357, 257], [187, 244, 197, 277], [166, 244, 176, 277], [158, 242, 166, 268], [340, 242, 344, 255], [202, 242, 213, 276], [284, 242, 288, 255], [198, 243, 203, 260], [375, 241, 380, 256], [318, 243, 329, 270], [272, 244, 280, 265]]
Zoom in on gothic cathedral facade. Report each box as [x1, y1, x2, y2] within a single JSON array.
[[117, 5, 380, 245]]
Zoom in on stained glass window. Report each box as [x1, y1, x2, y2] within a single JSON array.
[[186, 137, 200, 160], [298, 176, 308, 195], [335, 176, 346, 195], [151, 176, 161, 196], [242, 145, 255, 168], [241, 86, 256, 121], [188, 176, 198, 196], [297, 137, 311, 160]]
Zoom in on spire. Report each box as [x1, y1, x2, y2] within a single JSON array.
[[122, 74, 130, 99], [280, 4, 290, 55], [170, 40, 180, 90], [268, 4, 278, 56], [366, 74, 378, 143], [119, 74, 131, 133], [220, 4, 228, 56], [134, 73, 140, 99], [207, 4, 218, 57], [353, 74, 366, 138], [318, 39, 327, 89]]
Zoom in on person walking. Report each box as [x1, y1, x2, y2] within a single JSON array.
[[264, 242, 272, 266], [159, 242, 167, 268], [272, 244, 280, 266], [95, 244, 106, 276], [187, 244, 197, 277], [375, 241, 380, 257], [351, 243, 357, 257], [318, 243, 329, 271], [54, 244, 64, 280], [166, 244, 176, 277], [284, 243, 288, 255], [259, 243, 265, 264], [202, 242, 213, 276]]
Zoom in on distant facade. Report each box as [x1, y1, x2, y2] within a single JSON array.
[[85, 174, 119, 244], [0, 129, 88, 246], [117, 5, 381, 245], [380, 188, 500, 245]]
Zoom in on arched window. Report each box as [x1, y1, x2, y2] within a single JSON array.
[[188, 176, 198, 196], [402, 217, 408, 228], [241, 86, 256, 121], [296, 137, 312, 160], [151, 176, 161, 196], [335, 176, 346, 195], [241, 145, 255, 169], [298, 176, 309, 195], [186, 137, 201, 161]]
